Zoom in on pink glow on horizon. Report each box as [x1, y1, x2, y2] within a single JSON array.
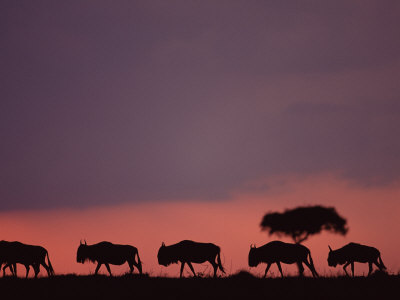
[[0, 174, 399, 277]]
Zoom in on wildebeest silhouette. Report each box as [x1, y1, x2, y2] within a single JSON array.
[[248, 241, 318, 278], [0, 240, 54, 278], [157, 240, 225, 278], [328, 242, 386, 277], [76, 241, 142, 276]]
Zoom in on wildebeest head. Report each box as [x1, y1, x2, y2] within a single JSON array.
[[248, 244, 260, 267], [327, 245, 345, 267], [76, 240, 89, 264], [157, 242, 177, 266]]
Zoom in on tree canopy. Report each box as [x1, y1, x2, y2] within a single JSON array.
[[260, 205, 348, 243]]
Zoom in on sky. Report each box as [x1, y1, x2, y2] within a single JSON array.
[[1, 1, 400, 276]]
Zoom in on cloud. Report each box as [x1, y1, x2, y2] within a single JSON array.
[[1, 1, 400, 210]]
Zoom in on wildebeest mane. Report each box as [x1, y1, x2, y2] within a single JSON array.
[[76, 244, 97, 263], [158, 244, 181, 265], [84, 250, 98, 264]]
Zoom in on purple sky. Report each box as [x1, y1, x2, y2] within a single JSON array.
[[1, 1, 400, 210]]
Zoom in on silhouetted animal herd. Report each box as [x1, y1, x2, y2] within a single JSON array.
[[0, 239, 386, 278]]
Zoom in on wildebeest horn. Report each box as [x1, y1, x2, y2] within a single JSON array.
[[84, 239, 87, 245], [162, 242, 165, 246], [328, 245, 333, 252]]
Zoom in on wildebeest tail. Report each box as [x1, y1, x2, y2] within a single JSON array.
[[46, 251, 55, 276], [216, 248, 225, 274], [378, 255, 386, 270], [136, 250, 143, 274]]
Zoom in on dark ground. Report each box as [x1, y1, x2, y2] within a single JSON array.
[[0, 272, 398, 300]]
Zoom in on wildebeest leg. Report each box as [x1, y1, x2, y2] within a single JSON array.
[[128, 262, 134, 274], [40, 261, 50, 276], [187, 262, 196, 277], [133, 261, 142, 274], [303, 260, 318, 278], [368, 262, 373, 276], [180, 262, 186, 278], [12, 264, 17, 276], [2, 265, 8, 276], [373, 259, 383, 271], [105, 263, 112, 276], [33, 264, 40, 278], [25, 265, 30, 278], [343, 262, 350, 276], [350, 262, 355, 277], [2, 264, 13, 277], [264, 263, 271, 278], [4, 263, 16, 277], [297, 262, 304, 277], [94, 263, 102, 275], [276, 262, 284, 278], [209, 260, 218, 278]]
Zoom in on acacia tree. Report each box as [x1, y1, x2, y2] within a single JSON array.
[[260, 205, 348, 243]]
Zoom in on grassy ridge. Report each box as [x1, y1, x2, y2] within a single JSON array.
[[0, 273, 398, 300]]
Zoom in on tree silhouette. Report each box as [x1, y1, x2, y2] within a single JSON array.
[[260, 205, 348, 243]]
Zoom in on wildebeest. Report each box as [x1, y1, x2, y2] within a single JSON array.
[[157, 240, 225, 278], [76, 241, 142, 276], [0, 240, 54, 278], [327, 242, 386, 277], [248, 241, 319, 278]]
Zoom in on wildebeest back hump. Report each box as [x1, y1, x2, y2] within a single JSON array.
[[344, 243, 380, 262], [260, 241, 308, 263], [94, 242, 133, 265], [279, 243, 309, 263], [177, 240, 219, 263], [9, 242, 47, 264]]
